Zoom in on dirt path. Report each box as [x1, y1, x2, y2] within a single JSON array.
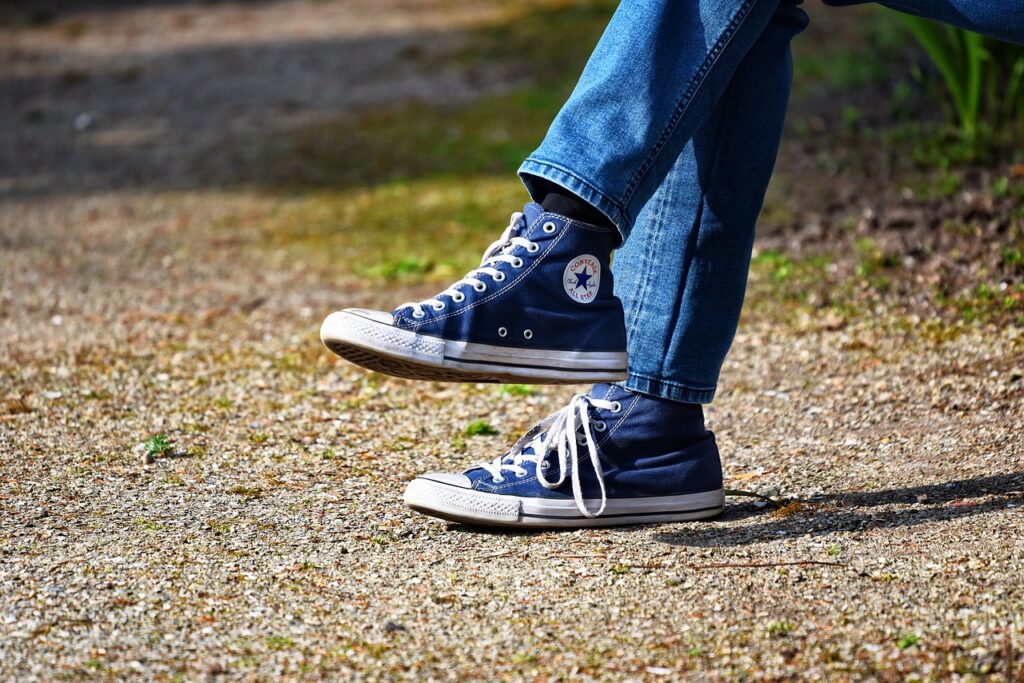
[[2, 1, 1022, 680]]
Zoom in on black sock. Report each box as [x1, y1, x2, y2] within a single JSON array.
[[536, 180, 615, 230]]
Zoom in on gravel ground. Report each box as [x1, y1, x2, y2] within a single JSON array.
[[2, 2, 1023, 681]]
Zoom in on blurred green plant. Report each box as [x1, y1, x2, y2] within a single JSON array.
[[898, 15, 1024, 149]]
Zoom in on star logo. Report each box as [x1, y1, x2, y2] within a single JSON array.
[[573, 267, 593, 291], [563, 254, 600, 304]]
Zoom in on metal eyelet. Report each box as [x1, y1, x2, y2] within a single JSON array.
[[610, 401, 622, 413], [515, 471, 526, 478], [498, 327, 508, 337], [594, 421, 607, 432], [432, 302, 445, 312], [523, 329, 533, 340], [451, 292, 466, 303], [493, 272, 506, 282], [492, 476, 505, 484], [511, 257, 524, 268], [473, 282, 487, 293], [543, 221, 557, 233], [540, 461, 549, 469], [412, 310, 425, 319], [527, 243, 540, 253]]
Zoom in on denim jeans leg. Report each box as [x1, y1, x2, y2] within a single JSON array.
[[827, 0, 1024, 45], [612, 3, 808, 403], [517, 0, 789, 239]]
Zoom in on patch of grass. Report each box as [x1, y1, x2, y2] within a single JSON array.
[[252, 176, 527, 284], [752, 249, 794, 283], [145, 434, 172, 458], [897, 633, 921, 649], [610, 564, 630, 575], [249, 432, 270, 444], [500, 384, 534, 397], [266, 636, 296, 651], [766, 621, 795, 638], [464, 419, 499, 437], [747, 249, 834, 315], [954, 282, 1024, 324], [134, 518, 164, 532], [854, 237, 902, 290], [1001, 246, 1024, 270]]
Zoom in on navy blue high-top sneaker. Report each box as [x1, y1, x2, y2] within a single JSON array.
[[320, 203, 627, 384], [403, 384, 725, 528]]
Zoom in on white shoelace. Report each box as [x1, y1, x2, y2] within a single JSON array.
[[399, 212, 539, 319], [475, 393, 622, 518]]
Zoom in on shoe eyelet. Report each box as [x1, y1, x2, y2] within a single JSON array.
[[594, 420, 607, 432], [493, 272, 506, 283], [473, 282, 487, 293], [610, 401, 622, 413], [515, 471, 526, 478], [412, 310, 425, 319], [541, 461, 549, 470], [432, 302, 445, 312], [498, 326, 508, 338], [543, 221, 557, 234], [527, 242, 540, 253], [511, 257, 524, 268], [492, 476, 505, 484], [451, 292, 466, 303], [523, 329, 533, 340]]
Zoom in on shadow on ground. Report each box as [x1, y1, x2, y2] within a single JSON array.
[[656, 471, 1024, 547]]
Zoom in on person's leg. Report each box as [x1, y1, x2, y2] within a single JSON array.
[[324, 0, 791, 386], [403, 3, 809, 528], [826, 0, 1024, 45], [615, 1, 809, 403], [519, 0, 799, 238]]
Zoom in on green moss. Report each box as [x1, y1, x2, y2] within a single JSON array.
[[464, 419, 499, 437]]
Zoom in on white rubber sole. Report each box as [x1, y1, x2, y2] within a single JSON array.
[[403, 477, 725, 528], [320, 309, 628, 384]]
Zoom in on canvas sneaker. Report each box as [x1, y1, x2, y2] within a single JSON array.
[[320, 203, 627, 384], [403, 384, 725, 528]]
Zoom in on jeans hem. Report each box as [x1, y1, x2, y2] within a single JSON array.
[[518, 157, 632, 239], [620, 373, 717, 404]]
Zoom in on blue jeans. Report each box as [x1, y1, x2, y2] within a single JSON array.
[[519, 0, 1024, 404]]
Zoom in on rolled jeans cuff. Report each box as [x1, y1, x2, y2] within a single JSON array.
[[518, 157, 632, 241], [620, 373, 717, 405]]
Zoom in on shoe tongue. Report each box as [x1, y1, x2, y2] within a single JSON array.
[[522, 202, 544, 227], [589, 383, 619, 400]]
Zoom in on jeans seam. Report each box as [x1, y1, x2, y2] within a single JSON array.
[[620, 0, 759, 208], [622, 158, 674, 342]]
